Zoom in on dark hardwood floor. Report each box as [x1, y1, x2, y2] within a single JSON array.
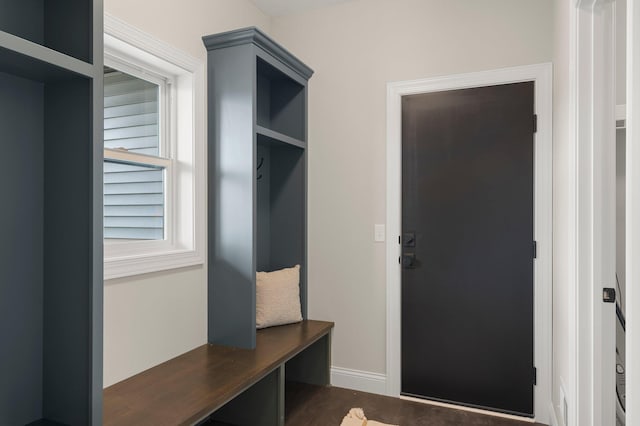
[[285, 383, 546, 426]]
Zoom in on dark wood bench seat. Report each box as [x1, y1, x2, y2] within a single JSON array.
[[103, 320, 334, 426]]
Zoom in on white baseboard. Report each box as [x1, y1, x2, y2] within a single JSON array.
[[330, 366, 387, 395]]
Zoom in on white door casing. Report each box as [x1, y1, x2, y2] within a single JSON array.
[[574, 1, 617, 425], [626, 0, 640, 424], [385, 63, 553, 424]]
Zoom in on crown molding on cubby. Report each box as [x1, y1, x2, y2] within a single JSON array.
[[202, 26, 314, 80]]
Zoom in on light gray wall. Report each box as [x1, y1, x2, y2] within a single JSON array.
[[271, 0, 554, 375]]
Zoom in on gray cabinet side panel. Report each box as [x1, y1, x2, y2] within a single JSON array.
[[43, 78, 92, 425], [91, 5, 104, 422], [208, 45, 257, 349], [302, 87, 308, 318], [0, 71, 44, 425]]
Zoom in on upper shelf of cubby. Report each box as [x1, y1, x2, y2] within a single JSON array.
[[202, 26, 314, 82], [257, 125, 306, 149], [0, 30, 94, 82]]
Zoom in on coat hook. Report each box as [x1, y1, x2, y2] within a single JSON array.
[[257, 157, 264, 180]]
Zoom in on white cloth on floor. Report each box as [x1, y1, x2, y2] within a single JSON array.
[[340, 408, 367, 426], [340, 408, 398, 426]]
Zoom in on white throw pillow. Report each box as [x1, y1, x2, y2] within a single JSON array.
[[256, 264, 303, 329]]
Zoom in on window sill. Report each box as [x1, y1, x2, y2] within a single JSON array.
[[104, 248, 204, 280]]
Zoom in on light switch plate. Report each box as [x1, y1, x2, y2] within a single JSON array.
[[374, 224, 385, 242]]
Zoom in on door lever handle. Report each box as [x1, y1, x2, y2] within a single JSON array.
[[402, 253, 416, 268]]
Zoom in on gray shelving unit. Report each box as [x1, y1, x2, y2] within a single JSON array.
[[203, 27, 313, 349], [0, 1, 103, 425]]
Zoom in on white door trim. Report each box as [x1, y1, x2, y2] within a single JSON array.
[[626, 0, 640, 423], [573, 1, 617, 425], [385, 63, 553, 424]]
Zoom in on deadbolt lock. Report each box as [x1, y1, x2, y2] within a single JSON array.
[[403, 233, 416, 247]]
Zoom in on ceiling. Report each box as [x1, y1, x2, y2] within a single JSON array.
[[250, 0, 353, 17]]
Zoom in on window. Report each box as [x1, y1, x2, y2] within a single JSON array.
[[104, 66, 169, 240], [103, 14, 205, 279]]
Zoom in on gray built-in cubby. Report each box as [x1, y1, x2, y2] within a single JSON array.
[[0, 0, 92, 63], [204, 27, 313, 349], [0, 1, 103, 425]]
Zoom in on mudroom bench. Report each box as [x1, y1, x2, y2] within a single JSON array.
[[103, 320, 333, 426]]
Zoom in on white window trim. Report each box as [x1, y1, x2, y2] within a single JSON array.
[[103, 13, 205, 280]]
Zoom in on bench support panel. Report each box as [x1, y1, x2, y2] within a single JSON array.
[[286, 333, 331, 386], [209, 365, 285, 426]]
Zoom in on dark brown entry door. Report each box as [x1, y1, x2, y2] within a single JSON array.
[[401, 82, 535, 417]]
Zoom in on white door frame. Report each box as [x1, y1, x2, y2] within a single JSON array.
[[572, 1, 617, 425], [385, 63, 553, 424], [626, 0, 640, 424]]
